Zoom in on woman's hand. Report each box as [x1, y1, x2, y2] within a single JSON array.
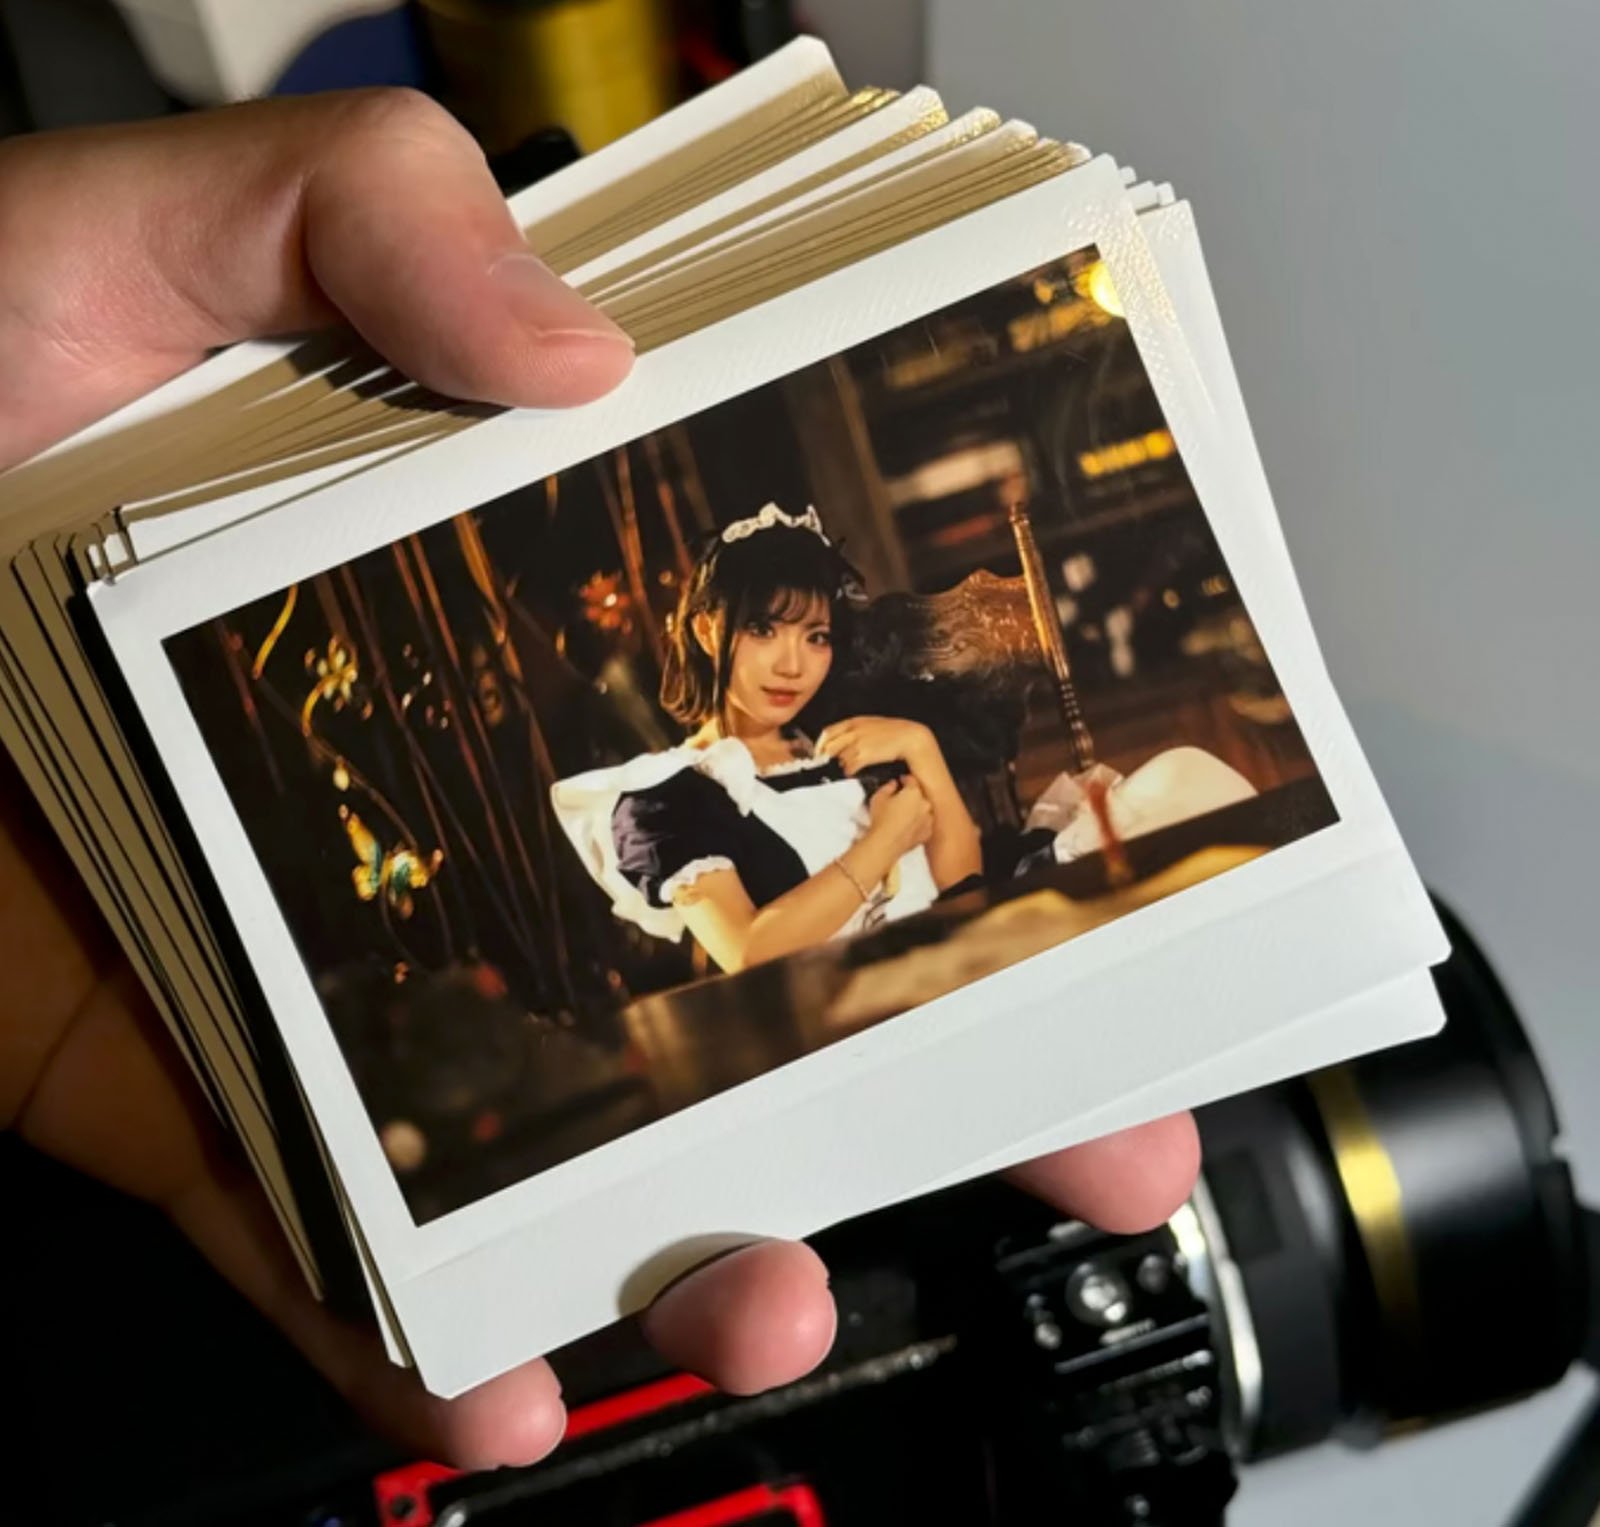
[[0, 90, 1200, 1473], [827, 716, 981, 891], [863, 777, 935, 860], [817, 716, 943, 786]]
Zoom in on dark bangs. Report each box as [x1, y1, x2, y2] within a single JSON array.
[[720, 527, 852, 636], [659, 522, 863, 728]]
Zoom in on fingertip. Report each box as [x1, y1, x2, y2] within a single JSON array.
[[1006, 1112, 1201, 1235], [474, 252, 637, 407], [484, 327, 638, 410], [426, 1359, 569, 1471], [641, 1240, 836, 1397]]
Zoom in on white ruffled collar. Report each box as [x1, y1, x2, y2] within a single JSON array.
[[752, 751, 835, 780], [624, 737, 832, 799]]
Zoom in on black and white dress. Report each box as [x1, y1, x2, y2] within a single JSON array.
[[550, 738, 941, 945]]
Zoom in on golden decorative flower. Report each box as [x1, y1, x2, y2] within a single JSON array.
[[301, 637, 366, 734], [578, 571, 635, 634]]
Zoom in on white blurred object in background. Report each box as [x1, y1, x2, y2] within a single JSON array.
[[109, 0, 403, 103]]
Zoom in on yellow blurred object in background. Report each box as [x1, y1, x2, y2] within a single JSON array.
[[417, 0, 678, 156]]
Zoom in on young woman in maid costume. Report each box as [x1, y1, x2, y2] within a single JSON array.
[[551, 505, 985, 973]]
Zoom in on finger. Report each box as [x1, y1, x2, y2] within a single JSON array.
[[17, 968, 567, 1469], [869, 781, 901, 806], [1004, 1113, 1201, 1234], [174, 1168, 570, 1471], [816, 723, 850, 758], [0, 89, 633, 467], [640, 1241, 836, 1396]]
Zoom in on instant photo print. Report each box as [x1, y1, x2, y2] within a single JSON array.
[[0, 38, 1447, 1396]]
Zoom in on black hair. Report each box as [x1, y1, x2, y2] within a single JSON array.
[[659, 515, 866, 735]]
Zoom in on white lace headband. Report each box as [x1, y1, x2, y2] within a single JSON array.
[[719, 503, 830, 546]]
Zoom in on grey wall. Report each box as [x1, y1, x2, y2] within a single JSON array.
[[930, 1, 1599, 1521], [800, 0, 924, 88]]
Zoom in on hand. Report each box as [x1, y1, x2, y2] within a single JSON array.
[[0, 90, 1198, 1470], [0, 90, 633, 468], [817, 716, 940, 781], [865, 777, 935, 859]]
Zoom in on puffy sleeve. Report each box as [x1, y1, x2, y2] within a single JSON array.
[[612, 768, 743, 909]]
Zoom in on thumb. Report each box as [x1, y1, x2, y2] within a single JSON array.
[[302, 92, 634, 404], [0, 89, 633, 467]]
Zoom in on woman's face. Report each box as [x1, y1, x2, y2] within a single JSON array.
[[721, 594, 834, 734]]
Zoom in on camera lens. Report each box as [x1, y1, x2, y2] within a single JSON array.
[[1195, 898, 1586, 1458]]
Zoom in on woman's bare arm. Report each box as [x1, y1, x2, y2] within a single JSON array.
[[676, 783, 931, 971]]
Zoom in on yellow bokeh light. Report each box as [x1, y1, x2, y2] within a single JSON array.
[[1078, 429, 1176, 479], [1072, 258, 1125, 319]]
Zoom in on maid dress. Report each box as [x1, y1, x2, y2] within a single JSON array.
[[551, 737, 1258, 949], [550, 737, 942, 946]]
